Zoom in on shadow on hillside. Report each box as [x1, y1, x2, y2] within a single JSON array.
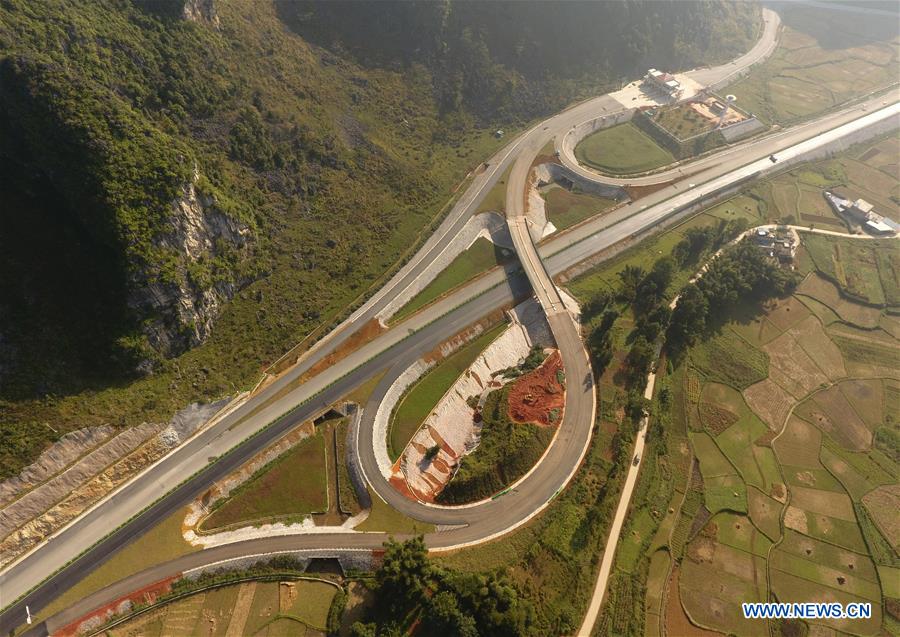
[[0, 165, 139, 402]]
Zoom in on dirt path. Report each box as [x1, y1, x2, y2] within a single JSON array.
[[224, 582, 256, 637]]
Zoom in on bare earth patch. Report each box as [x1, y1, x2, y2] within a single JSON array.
[[507, 351, 566, 426], [763, 331, 828, 399], [862, 484, 900, 551], [784, 506, 809, 534], [788, 315, 846, 381], [743, 379, 794, 430]]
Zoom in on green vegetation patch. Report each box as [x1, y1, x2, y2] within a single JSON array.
[[770, 569, 884, 635], [573, 122, 675, 175], [691, 431, 737, 479], [354, 487, 434, 535], [704, 474, 749, 515], [708, 512, 772, 557], [803, 234, 896, 307], [541, 186, 618, 231], [392, 237, 511, 322], [747, 488, 783, 542], [782, 465, 846, 494], [878, 565, 900, 598], [691, 329, 769, 390], [780, 529, 880, 583], [654, 103, 717, 140], [770, 547, 882, 602], [332, 419, 361, 515], [436, 385, 555, 504], [475, 164, 513, 214], [281, 580, 338, 630], [796, 507, 870, 554], [202, 430, 327, 531], [830, 333, 898, 368], [718, 420, 782, 495], [389, 324, 505, 460], [680, 542, 767, 637]]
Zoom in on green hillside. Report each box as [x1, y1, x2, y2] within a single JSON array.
[[0, 0, 758, 477]]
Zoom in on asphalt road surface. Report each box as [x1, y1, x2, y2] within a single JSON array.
[[13, 96, 897, 636]]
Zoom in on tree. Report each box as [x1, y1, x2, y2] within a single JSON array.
[[376, 537, 432, 615], [426, 591, 478, 637], [666, 283, 708, 354], [617, 264, 645, 302], [625, 336, 655, 389], [634, 303, 671, 343], [635, 257, 674, 312]]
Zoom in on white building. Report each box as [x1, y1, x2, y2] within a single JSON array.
[[644, 68, 682, 98]]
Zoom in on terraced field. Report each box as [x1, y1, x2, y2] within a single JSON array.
[[725, 5, 898, 125], [627, 235, 899, 637], [106, 579, 338, 636]]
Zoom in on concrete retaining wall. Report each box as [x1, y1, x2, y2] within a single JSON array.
[[558, 108, 635, 166], [376, 212, 513, 324], [720, 117, 766, 142], [182, 549, 376, 579], [535, 163, 628, 200], [344, 405, 372, 511]]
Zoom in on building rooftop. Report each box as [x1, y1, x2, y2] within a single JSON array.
[[852, 199, 874, 214]]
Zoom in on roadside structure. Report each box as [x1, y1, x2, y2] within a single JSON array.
[[824, 191, 899, 235], [643, 68, 683, 99]]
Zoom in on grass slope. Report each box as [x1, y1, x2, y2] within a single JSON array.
[[391, 237, 510, 323], [202, 429, 328, 531], [574, 122, 675, 175]]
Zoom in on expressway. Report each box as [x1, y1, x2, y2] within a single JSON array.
[[10, 93, 899, 637], [3, 8, 897, 634]]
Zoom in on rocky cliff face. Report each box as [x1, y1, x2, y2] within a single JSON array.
[[132, 167, 249, 364], [182, 0, 219, 28]]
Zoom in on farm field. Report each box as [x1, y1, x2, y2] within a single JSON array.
[[747, 135, 900, 230], [388, 324, 505, 461], [654, 102, 718, 140], [724, 5, 898, 125], [573, 122, 675, 175], [202, 428, 329, 531], [640, 242, 899, 636], [563, 128, 900, 636], [106, 579, 338, 636], [540, 185, 619, 231], [391, 236, 512, 322]]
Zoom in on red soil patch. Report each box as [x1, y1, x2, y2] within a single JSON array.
[[389, 458, 421, 502], [507, 351, 566, 426], [297, 318, 386, 383], [55, 576, 177, 637]]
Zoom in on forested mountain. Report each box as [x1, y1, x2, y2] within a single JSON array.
[[0, 0, 758, 476], [278, 0, 759, 123]]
